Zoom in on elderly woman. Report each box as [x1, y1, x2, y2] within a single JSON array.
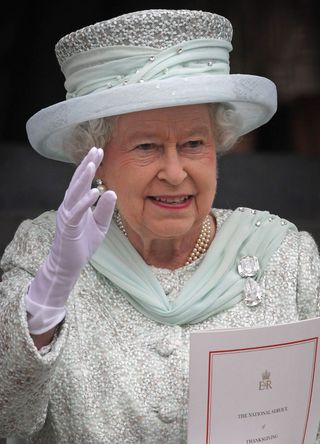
[[0, 9, 319, 444]]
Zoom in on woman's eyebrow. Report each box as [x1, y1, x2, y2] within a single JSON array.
[[124, 130, 160, 140], [122, 123, 211, 140], [182, 125, 211, 137]]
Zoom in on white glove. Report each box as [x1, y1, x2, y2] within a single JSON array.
[[25, 146, 116, 335]]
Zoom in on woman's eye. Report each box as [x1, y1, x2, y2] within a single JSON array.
[[135, 143, 157, 151], [182, 140, 203, 148]]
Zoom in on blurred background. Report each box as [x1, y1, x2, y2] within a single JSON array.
[[0, 0, 319, 262]]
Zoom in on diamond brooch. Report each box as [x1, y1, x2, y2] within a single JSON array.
[[237, 256, 263, 307], [238, 256, 260, 277]]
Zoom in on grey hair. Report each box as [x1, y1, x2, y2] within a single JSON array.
[[64, 103, 243, 164], [209, 103, 243, 154], [64, 117, 115, 165]]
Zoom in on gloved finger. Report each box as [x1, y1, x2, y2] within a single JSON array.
[[68, 146, 102, 191], [68, 188, 100, 226], [68, 147, 97, 190], [93, 190, 117, 228], [64, 162, 96, 210], [92, 147, 104, 169]]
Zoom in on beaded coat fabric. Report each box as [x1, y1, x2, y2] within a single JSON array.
[[0, 209, 320, 443]]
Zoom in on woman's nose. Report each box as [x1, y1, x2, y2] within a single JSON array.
[[157, 146, 187, 185]]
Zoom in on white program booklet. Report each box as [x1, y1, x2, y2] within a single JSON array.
[[187, 317, 320, 444]]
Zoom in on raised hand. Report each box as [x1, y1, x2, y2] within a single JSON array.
[[25, 147, 117, 335], [55, 146, 116, 273]]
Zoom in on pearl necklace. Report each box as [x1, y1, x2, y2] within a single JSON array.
[[115, 211, 212, 266], [185, 215, 211, 265]]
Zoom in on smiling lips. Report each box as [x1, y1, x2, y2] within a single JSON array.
[[149, 195, 192, 209]]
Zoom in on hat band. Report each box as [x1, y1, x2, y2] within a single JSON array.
[[63, 39, 232, 99]]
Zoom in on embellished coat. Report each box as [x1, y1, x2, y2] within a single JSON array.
[[0, 209, 319, 443]]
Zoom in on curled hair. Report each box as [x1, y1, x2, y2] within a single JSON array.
[[64, 103, 242, 164], [64, 117, 115, 165], [208, 103, 243, 154]]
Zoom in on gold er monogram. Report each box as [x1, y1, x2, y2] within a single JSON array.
[[259, 370, 272, 390]]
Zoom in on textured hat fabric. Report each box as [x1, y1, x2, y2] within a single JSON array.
[[26, 9, 277, 163]]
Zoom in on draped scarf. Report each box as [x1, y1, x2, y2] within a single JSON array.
[[90, 208, 296, 324]]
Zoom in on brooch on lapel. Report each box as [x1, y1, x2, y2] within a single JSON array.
[[238, 256, 263, 307]]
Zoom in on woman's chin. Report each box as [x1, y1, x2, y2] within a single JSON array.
[[143, 220, 197, 241]]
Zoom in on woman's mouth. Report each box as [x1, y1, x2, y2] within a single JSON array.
[[148, 195, 192, 209]]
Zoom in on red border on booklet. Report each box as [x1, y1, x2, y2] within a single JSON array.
[[205, 337, 319, 444]]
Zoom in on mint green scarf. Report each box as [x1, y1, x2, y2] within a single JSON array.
[[90, 209, 296, 324]]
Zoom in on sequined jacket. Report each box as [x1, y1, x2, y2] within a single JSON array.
[[0, 209, 319, 444]]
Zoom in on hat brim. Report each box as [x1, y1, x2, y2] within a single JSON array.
[[26, 74, 277, 163]]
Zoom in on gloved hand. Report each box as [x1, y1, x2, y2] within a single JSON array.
[[25, 146, 117, 335]]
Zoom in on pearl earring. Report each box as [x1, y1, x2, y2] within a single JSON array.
[[95, 178, 107, 194]]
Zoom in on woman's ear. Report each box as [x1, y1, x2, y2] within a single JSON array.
[[96, 163, 103, 178], [95, 159, 109, 190], [95, 157, 105, 179]]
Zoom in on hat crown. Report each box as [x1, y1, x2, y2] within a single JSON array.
[[27, 9, 277, 164], [55, 9, 233, 67]]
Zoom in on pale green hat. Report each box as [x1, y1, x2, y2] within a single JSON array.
[[26, 9, 277, 163]]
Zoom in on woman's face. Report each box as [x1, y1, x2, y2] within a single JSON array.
[[97, 104, 217, 241]]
